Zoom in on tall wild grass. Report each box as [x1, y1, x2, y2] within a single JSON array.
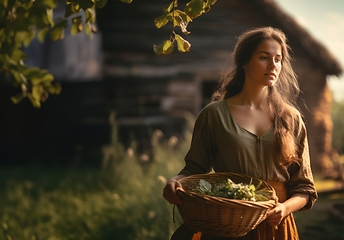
[[0, 112, 195, 240]]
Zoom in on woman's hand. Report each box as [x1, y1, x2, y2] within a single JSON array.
[[163, 175, 185, 205], [266, 193, 309, 226], [266, 203, 287, 226]]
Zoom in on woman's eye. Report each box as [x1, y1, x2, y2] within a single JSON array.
[[260, 56, 268, 60], [275, 58, 282, 63]]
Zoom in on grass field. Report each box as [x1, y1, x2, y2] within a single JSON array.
[[0, 130, 188, 240], [1, 128, 343, 240]]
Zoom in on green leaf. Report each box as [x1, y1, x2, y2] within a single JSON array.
[[23, 30, 36, 47], [173, 10, 192, 34], [153, 40, 174, 55], [96, 0, 108, 8], [70, 3, 80, 13], [72, 22, 83, 35], [22, 67, 44, 79], [198, 179, 212, 193], [85, 22, 92, 36], [205, 0, 217, 8], [154, 12, 172, 29], [10, 92, 25, 104], [37, 28, 49, 43], [175, 33, 191, 53], [30, 73, 54, 85], [22, 68, 54, 86], [85, 8, 96, 23], [120, 0, 133, 3], [32, 85, 42, 101], [27, 93, 41, 108], [184, 0, 206, 19], [9, 69, 24, 84], [47, 82, 62, 95], [46, 8, 54, 27], [50, 20, 68, 41], [71, 16, 83, 35], [164, 1, 177, 12], [11, 49, 26, 62], [5, 53, 22, 66], [154, 1, 179, 29], [42, 73, 54, 84], [22, 67, 41, 78]]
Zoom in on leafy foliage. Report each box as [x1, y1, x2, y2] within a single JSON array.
[[195, 178, 273, 201], [0, 0, 63, 108], [153, 0, 217, 55], [1, 0, 217, 107]]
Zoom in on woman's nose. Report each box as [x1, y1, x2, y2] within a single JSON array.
[[269, 60, 277, 69]]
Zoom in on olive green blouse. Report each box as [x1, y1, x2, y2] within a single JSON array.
[[178, 100, 318, 210]]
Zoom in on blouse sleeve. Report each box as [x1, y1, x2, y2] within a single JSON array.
[[178, 107, 214, 176], [286, 116, 318, 211]]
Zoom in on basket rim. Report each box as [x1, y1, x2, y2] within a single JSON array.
[[176, 172, 278, 207]]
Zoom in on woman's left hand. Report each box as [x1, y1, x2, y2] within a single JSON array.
[[266, 193, 309, 227], [266, 203, 287, 226]]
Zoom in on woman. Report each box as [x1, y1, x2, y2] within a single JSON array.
[[163, 27, 318, 240]]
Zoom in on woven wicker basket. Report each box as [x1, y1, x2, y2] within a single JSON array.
[[176, 172, 278, 238]]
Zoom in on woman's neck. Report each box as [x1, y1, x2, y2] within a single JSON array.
[[229, 87, 269, 110]]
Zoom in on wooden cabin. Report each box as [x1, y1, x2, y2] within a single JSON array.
[[0, 0, 342, 176], [96, 0, 342, 175]]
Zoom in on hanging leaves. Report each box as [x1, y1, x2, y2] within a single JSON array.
[[96, 0, 108, 8], [71, 16, 83, 35], [185, 0, 217, 18], [8, 66, 62, 108], [50, 19, 68, 41], [0, 0, 63, 107], [153, 40, 175, 56], [154, 0, 216, 55], [173, 10, 192, 34], [154, 12, 172, 29], [184, 0, 206, 19], [175, 33, 191, 53], [37, 27, 49, 42], [1, 0, 218, 108]]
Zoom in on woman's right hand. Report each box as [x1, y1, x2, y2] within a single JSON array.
[[163, 175, 185, 205]]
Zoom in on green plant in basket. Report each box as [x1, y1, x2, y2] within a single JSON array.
[[195, 178, 273, 201]]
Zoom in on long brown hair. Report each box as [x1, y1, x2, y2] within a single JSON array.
[[212, 26, 302, 166]]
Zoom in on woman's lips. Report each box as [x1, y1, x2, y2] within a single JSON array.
[[265, 72, 276, 77]]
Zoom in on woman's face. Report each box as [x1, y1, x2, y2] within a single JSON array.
[[243, 38, 282, 88]]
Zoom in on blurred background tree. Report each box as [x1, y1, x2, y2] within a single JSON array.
[[332, 100, 344, 155]]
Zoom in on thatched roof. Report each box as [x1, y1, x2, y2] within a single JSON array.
[[254, 0, 342, 76]]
